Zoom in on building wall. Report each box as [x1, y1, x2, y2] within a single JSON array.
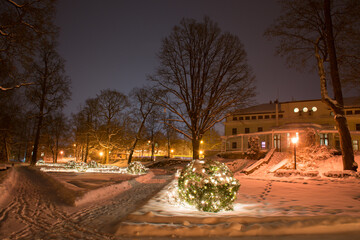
[[223, 99, 360, 152]]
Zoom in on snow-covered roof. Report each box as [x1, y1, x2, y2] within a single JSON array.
[[232, 96, 360, 115], [233, 103, 279, 115]]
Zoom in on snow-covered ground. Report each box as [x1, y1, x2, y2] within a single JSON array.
[[0, 155, 360, 239]]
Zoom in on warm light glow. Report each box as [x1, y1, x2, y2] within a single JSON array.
[[291, 137, 299, 144], [294, 107, 299, 113], [312, 106, 317, 112], [148, 140, 151, 143], [200, 140, 204, 144], [60, 151, 64, 155], [170, 149, 174, 153], [99, 152, 104, 157], [199, 150, 204, 155], [303, 107, 308, 112], [73, 144, 76, 147]]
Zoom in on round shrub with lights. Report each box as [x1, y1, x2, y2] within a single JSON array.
[[178, 159, 240, 212], [127, 161, 148, 174]]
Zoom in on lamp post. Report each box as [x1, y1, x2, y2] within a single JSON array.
[[60, 150, 64, 161], [291, 136, 299, 169], [99, 151, 104, 162]]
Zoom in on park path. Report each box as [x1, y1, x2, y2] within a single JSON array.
[[0, 166, 172, 239]]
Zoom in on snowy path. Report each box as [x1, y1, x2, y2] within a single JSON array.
[[116, 175, 360, 238], [0, 166, 172, 239]]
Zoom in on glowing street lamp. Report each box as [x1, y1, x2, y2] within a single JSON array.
[[99, 152, 104, 157], [291, 136, 299, 169], [60, 150, 64, 160], [200, 140, 204, 144]]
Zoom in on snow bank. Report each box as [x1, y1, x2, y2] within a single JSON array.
[[75, 171, 156, 206], [116, 215, 360, 237], [0, 168, 17, 207]]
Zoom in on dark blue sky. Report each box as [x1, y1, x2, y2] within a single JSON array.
[[55, 0, 322, 115]]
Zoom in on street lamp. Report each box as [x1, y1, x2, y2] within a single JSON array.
[[291, 136, 299, 169], [73, 144, 76, 161], [60, 150, 64, 161]]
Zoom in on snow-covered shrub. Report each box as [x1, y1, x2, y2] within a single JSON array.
[[36, 160, 45, 165], [246, 136, 260, 160], [76, 162, 88, 172], [87, 160, 98, 168], [284, 146, 334, 171], [65, 160, 77, 169], [178, 159, 240, 213], [127, 161, 148, 174]]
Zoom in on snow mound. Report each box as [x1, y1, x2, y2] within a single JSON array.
[[0, 168, 17, 207], [75, 171, 155, 206]]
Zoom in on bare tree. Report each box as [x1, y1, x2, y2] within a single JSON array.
[[43, 112, 69, 163], [127, 87, 160, 164], [93, 89, 128, 164], [73, 98, 98, 163], [265, 0, 359, 171], [27, 41, 71, 166], [150, 17, 255, 159], [0, 0, 57, 91]]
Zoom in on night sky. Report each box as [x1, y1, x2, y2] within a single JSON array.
[[55, 0, 322, 116]]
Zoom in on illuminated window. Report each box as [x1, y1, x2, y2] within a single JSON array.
[[261, 141, 266, 149], [274, 134, 281, 150], [287, 133, 291, 148], [353, 140, 359, 151], [320, 133, 329, 146], [294, 108, 299, 113]]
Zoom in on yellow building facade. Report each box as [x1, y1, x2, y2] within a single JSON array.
[[222, 97, 360, 152]]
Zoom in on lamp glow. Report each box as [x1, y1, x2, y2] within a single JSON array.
[[99, 152, 104, 157], [291, 137, 299, 144], [294, 108, 299, 113]]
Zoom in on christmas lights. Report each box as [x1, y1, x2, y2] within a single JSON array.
[[127, 161, 148, 174], [178, 159, 240, 212]]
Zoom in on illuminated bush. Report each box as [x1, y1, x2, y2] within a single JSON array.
[[36, 160, 45, 165], [76, 162, 88, 172], [178, 159, 240, 212], [65, 160, 77, 169], [127, 161, 148, 174], [87, 160, 98, 168]]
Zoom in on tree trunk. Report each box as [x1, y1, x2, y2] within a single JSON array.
[[192, 134, 200, 160], [324, 0, 356, 171], [128, 138, 139, 164], [167, 136, 171, 158], [31, 114, 44, 165], [54, 139, 58, 163], [128, 119, 147, 164]]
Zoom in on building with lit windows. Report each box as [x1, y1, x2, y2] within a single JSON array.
[[221, 97, 360, 153]]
